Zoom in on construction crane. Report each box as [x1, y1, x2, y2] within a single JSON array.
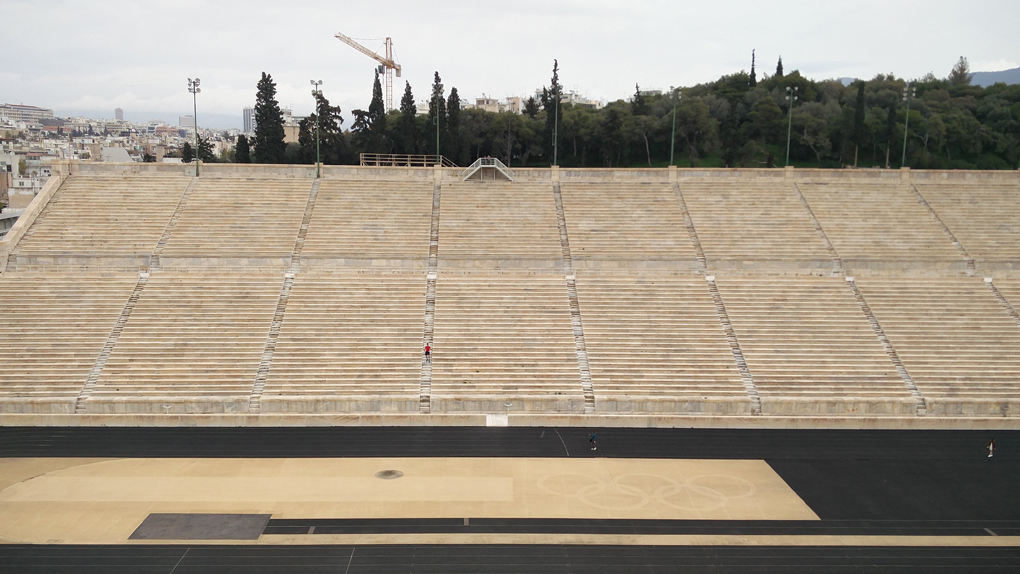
[[334, 33, 402, 111]]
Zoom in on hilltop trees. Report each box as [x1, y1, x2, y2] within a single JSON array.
[[245, 54, 1020, 170], [252, 72, 286, 163]]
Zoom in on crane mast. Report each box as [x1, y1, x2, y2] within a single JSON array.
[[335, 33, 402, 111]]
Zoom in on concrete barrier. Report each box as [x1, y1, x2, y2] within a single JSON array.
[[0, 172, 66, 272]]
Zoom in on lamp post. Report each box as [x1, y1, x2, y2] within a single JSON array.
[[785, 86, 798, 167], [187, 78, 201, 176], [310, 80, 322, 178], [669, 87, 679, 166], [901, 83, 916, 168]]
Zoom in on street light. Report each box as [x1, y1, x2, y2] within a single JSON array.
[[187, 78, 201, 176], [785, 86, 798, 167], [901, 84, 916, 168], [310, 80, 322, 178], [669, 87, 680, 166]]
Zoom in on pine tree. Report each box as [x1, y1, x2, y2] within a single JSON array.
[[446, 87, 461, 162], [182, 142, 194, 163], [299, 92, 346, 165], [368, 70, 387, 148], [197, 136, 215, 163], [428, 72, 446, 157], [749, 50, 757, 88], [776, 56, 784, 78], [632, 83, 648, 115], [235, 135, 251, 163], [252, 72, 286, 164], [948, 56, 972, 86], [397, 81, 417, 154]]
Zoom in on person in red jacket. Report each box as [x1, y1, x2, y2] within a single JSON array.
[[424, 343, 431, 363]]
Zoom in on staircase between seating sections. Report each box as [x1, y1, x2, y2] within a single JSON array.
[[673, 183, 707, 273], [150, 177, 198, 271], [985, 278, 1020, 330], [843, 276, 927, 415], [705, 276, 761, 415], [75, 272, 150, 413], [911, 184, 976, 276], [420, 182, 442, 413], [554, 183, 595, 413], [792, 183, 844, 276], [250, 180, 320, 414]]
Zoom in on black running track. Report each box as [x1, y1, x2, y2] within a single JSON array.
[[1, 426, 1018, 573]]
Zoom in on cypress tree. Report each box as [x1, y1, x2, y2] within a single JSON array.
[[428, 72, 446, 157], [632, 83, 648, 115], [776, 56, 784, 78], [523, 96, 539, 119], [235, 135, 250, 163], [749, 49, 757, 88], [398, 81, 417, 154], [546, 59, 561, 163], [447, 87, 461, 162], [252, 72, 286, 164], [853, 81, 867, 166], [182, 142, 194, 163], [368, 70, 387, 150]]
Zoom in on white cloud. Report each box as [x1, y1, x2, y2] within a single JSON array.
[[971, 59, 1019, 72]]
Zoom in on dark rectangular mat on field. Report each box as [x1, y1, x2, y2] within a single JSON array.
[[129, 513, 271, 540]]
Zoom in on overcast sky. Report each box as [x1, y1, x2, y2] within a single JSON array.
[[3, 0, 1018, 128]]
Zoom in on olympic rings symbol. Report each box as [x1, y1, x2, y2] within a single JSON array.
[[537, 473, 757, 511]]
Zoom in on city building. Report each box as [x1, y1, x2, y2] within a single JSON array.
[[115, 108, 124, 121], [0, 104, 55, 123], [179, 115, 196, 129], [243, 107, 256, 134]]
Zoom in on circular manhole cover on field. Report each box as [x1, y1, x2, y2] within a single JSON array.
[[375, 470, 404, 480]]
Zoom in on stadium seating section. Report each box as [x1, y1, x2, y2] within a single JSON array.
[[1, 169, 1018, 418]]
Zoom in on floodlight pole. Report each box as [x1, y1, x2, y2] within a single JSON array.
[[669, 88, 678, 166], [901, 83, 915, 168], [785, 86, 798, 167], [311, 80, 322, 178], [188, 78, 201, 176]]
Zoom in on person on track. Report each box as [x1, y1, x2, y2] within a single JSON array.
[[987, 438, 996, 458], [589, 430, 597, 451]]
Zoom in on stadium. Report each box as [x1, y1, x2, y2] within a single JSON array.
[[1, 162, 1018, 571]]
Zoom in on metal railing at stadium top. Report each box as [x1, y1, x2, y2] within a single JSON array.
[[359, 153, 458, 168]]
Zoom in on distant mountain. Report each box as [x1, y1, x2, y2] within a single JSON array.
[[971, 67, 1020, 87]]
